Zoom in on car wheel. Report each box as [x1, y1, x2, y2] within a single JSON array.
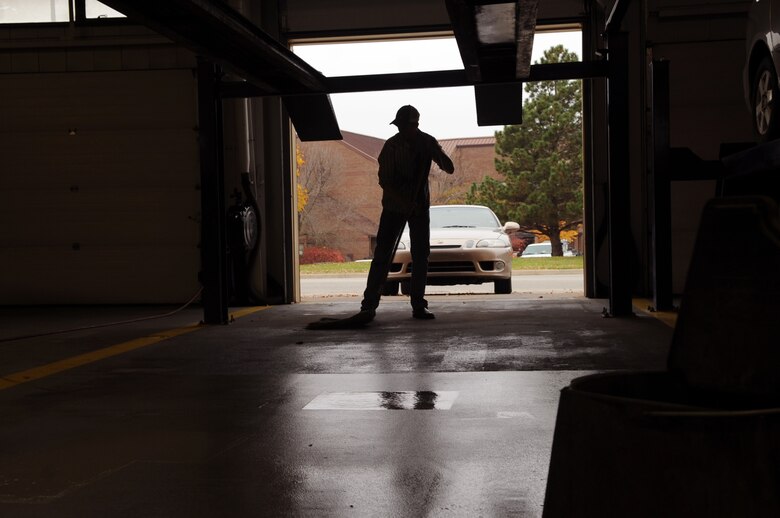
[[752, 57, 780, 142], [494, 278, 512, 294], [400, 281, 411, 295], [381, 281, 399, 296]]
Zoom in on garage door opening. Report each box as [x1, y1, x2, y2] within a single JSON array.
[[290, 31, 584, 300]]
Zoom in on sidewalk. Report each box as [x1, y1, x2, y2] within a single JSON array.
[[301, 269, 584, 278]]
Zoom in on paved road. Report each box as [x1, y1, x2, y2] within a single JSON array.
[[301, 270, 584, 298]]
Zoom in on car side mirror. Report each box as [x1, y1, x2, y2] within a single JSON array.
[[503, 222, 520, 233]]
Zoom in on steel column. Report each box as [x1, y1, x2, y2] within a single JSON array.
[[606, 31, 634, 316], [649, 60, 674, 311], [198, 59, 229, 325]]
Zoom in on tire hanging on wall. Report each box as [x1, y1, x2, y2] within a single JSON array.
[[227, 173, 261, 305]]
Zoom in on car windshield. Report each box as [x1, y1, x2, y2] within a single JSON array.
[[429, 206, 501, 229]]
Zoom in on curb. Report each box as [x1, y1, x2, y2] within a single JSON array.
[[302, 269, 584, 279]]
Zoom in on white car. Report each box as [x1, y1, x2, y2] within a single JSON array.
[[520, 242, 553, 257], [519, 242, 576, 258], [743, 0, 780, 142], [384, 205, 519, 295]]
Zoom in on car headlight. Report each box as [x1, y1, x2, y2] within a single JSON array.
[[396, 241, 407, 250], [476, 239, 507, 248]]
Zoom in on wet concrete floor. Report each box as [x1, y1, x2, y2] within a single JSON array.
[[0, 294, 672, 517]]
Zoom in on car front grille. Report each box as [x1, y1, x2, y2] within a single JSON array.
[[430, 245, 461, 249], [409, 261, 476, 273]]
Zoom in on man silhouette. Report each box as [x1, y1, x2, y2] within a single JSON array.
[[358, 105, 455, 321]]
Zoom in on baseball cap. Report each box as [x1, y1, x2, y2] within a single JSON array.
[[390, 105, 420, 126]]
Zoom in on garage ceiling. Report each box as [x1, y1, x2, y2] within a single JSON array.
[[100, 0, 550, 138]]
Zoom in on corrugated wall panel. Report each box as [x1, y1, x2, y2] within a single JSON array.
[[0, 70, 200, 304], [2, 130, 198, 188], [0, 71, 195, 131], [0, 246, 198, 304], [0, 190, 198, 245]]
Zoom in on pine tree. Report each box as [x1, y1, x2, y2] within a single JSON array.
[[467, 45, 583, 256]]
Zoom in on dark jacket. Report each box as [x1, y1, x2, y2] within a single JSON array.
[[377, 131, 454, 215]]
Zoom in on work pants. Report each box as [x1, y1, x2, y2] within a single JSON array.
[[361, 208, 430, 312]]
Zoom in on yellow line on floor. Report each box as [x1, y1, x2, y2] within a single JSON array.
[[0, 306, 269, 391], [633, 298, 678, 328], [229, 306, 269, 320]]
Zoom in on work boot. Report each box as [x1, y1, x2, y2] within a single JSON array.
[[412, 307, 435, 320]]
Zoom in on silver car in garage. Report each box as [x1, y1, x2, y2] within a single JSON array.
[[744, 0, 780, 142], [384, 204, 519, 295]]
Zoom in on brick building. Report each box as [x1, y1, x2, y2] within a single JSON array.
[[297, 130, 501, 261]]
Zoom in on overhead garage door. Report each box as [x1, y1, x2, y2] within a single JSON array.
[[0, 69, 200, 304]]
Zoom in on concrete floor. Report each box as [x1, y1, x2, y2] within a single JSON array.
[[0, 294, 673, 517]]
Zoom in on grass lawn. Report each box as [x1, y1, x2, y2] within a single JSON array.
[[300, 255, 583, 274]]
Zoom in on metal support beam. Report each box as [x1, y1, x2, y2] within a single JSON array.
[[445, 0, 482, 82], [220, 61, 611, 99], [99, 1, 343, 139], [282, 94, 342, 141], [606, 31, 634, 316], [514, 0, 539, 79], [99, 0, 328, 95], [445, 0, 539, 82], [198, 59, 229, 325], [474, 83, 523, 125], [605, 0, 631, 33], [649, 60, 674, 311]]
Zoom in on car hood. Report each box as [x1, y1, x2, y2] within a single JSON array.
[[402, 227, 508, 245]]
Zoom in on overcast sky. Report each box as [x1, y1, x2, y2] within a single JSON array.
[[293, 31, 582, 140]]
